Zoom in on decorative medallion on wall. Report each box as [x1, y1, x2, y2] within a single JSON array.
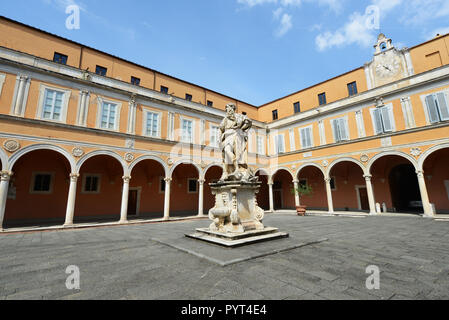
[[360, 154, 369, 163], [410, 147, 422, 157], [72, 147, 84, 158], [201, 161, 207, 169], [167, 158, 174, 166], [124, 153, 134, 162], [322, 160, 329, 167], [3, 140, 20, 153], [291, 164, 296, 169]]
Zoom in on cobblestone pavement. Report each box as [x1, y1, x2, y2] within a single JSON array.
[[0, 214, 448, 300]]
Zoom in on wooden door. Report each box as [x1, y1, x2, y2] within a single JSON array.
[[358, 187, 369, 211]]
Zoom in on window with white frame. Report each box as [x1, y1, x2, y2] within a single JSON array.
[[82, 175, 101, 193], [37, 86, 70, 122], [424, 92, 449, 124], [100, 101, 118, 130], [275, 134, 285, 154], [299, 126, 314, 149], [257, 136, 265, 155], [188, 178, 198, 193], [181, 119, 194, 143], [331, 117, 349, 143], [144, 111, 160, 137], [370, 104, 395, 134], [210, 125, 220, 147]]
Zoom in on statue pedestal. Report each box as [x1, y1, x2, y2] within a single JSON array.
[[186, 181, 289, 247]]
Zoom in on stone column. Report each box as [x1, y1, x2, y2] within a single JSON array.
[[127, 97, 137, 135], [416, 170, 433, 217], [13, 75, 28, 116], [0, 171, 13, 231], [324, 177, 334, 214], [293, 179, 300, 207], [198, 179, 205, 216], [64, 173, 79, 226], [119, 176, 131, 223], [268, 177, 274, 212], [364, 174, 377, 215], [163, 177, 171, 220]]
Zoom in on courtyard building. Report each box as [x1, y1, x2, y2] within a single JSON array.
[[0, 16, 449, 230]]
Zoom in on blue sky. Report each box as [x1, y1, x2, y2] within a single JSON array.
[[1, 0, 449, 106]]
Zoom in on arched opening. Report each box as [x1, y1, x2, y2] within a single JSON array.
[[272, 169, 294, 210], [4, 149, 71, 228], [370, 155, 420, 214], [170, 163, 199, 217], [74, 155, 124, 223], [129, 159, 166, 220], [329, 161, 366, 212], [255, 170, 269, 211], [422, 148, 449, 214], [204, 165, 223, 214], [297, 166, 327, 211]]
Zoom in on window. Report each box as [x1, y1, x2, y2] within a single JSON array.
[[185, 94, 192, 101], [257, 136, 264, 155], [83, 175, 100, 193], [53, 52, 68, 65], [188, 178, 198, 193], [371, 104, 395, 134], [181, 119, 194, 143], [160, 177, 166, 193], [318, 93, 327, 106], [275, 134, 285, 154], [347, 82, 358, 96], [293, 102, 301, 114], [207, 100, 213, 107], [31, 173, 53, 193], [160, 86, 169, 94], [131, 76, 140, 86], [272, 109, 278, 120], [210, 125, 220, 147], [331, 117, 349, 143], [424, 92, 449, 123], [100, 101, 118, 130], [144, 111, 160, 137], [42, 88, 64, 121], [95, 65, 107, 76], [330, 177, 336, 190], [299, 126, 314, 149]]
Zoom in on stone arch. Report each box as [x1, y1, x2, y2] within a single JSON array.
[[295, 163, 326, 179], [418, 143, 449, 171], [8, 144, 76, 172], [327, 157, 366, 177], [367, 151, 418, 174], [129, 155, 168, 178], [202, 162, 222, 180], [76, 150, 127, 175], [254, 168, 270, 176], [169, 159, 202, 178], [270, 167, 295, 181], [0, 147, 8, 170]]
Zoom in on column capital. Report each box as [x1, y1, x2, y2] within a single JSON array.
[[0, 171, 13, 181], [69, 173, 80, 182], [122, 175, 132, 183], [363, 174, 372, 181], [416, 170, 424, 177], [164, 177, 172, 183], [198, 179, 205, 185], [324, 177, 332, 183], [292, 179, 299, 184]]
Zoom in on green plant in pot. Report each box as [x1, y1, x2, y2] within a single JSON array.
[[291, 182, 313, 216]]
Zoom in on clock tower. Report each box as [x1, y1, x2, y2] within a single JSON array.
[[364, 33, 415, 89]]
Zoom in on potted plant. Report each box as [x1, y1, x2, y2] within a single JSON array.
[[291, 182, 313, 216]]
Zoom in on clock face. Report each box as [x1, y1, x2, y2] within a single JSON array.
[[375, 59, 400, 78]]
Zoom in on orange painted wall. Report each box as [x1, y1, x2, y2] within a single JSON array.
[[409, 34, 449, 75]]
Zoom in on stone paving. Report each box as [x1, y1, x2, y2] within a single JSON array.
[[0, 213, 448, 300]]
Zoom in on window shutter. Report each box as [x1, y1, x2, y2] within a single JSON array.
[[332, 119, 340, 142], [381, 106, 393, 132], [340, 118, 349, 141], [425, 95, 440, 123], [372, 108, 383, 134], [436, 92, 449, 121], [306, 127, 312, 147], [300, 128, 306, 148]]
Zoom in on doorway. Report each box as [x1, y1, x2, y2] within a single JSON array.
[[356, 186, 370, 211], [127, 188, 141, 217], [389, 164, 422, 213]]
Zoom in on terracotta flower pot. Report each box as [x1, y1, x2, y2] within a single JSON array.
[[296, 205, 307, 216]]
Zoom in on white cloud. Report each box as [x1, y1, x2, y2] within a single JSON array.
[[273, 7, 284, 19], [400, 0, 449, 26], [237, 0, 277, 7], [275, 13, 293, 37]]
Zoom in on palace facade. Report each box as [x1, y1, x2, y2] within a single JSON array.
[[1, 16, 449, 231]]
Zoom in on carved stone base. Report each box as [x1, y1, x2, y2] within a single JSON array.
[[207, 181, 265, 234]]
